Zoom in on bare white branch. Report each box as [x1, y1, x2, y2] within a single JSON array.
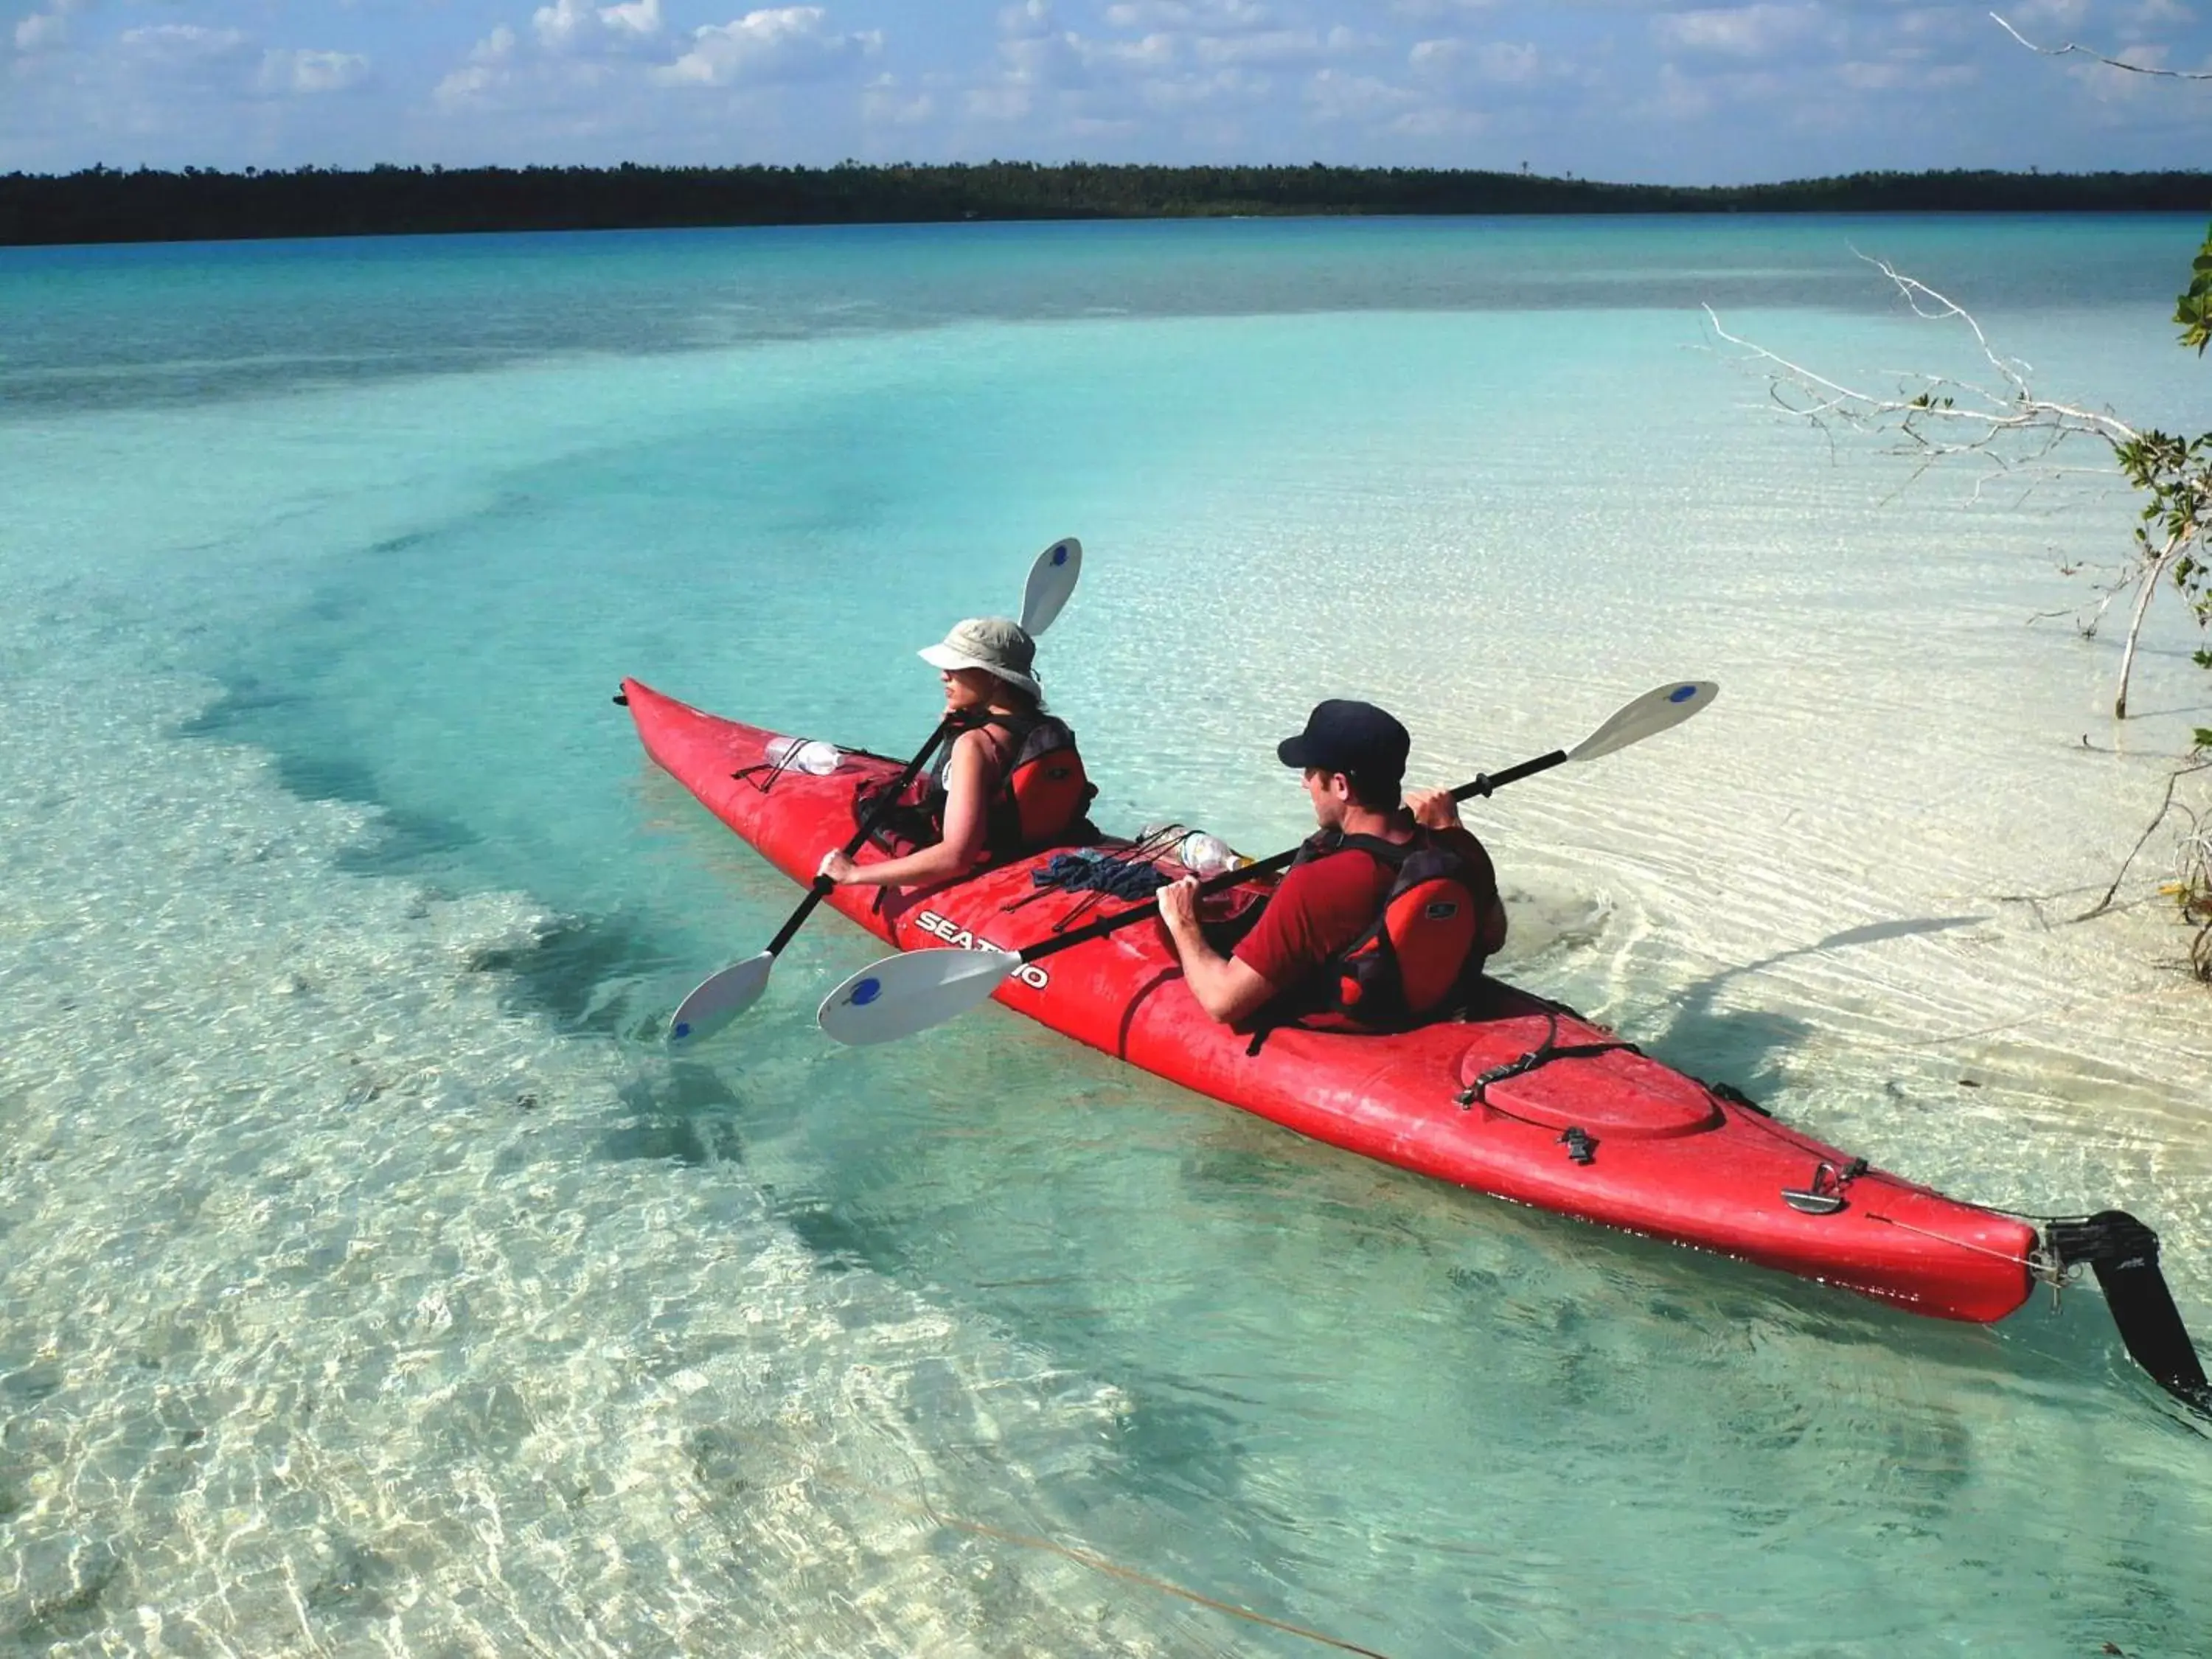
[[1703, 253, 2140, 467], [1702, 256, 2194, 719], [1990, 11, 2212, 81]]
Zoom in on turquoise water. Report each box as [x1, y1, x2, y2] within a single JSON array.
[[4, 215, 2211, 1655]]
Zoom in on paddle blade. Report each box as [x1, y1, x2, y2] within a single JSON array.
[[1020, 538, 1082, 636], [668, 953, 774, 1046], [817, 947, 1023, 1046], [1568, 681, 1718, 764]]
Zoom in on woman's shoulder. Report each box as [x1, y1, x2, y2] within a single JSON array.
[[950, 717, 1019, 770]]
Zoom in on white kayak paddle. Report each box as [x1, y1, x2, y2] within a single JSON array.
[[1019, 538, 1082, 636], [817, 680, 1719, 1046], [667, 535, 1085, 1045]]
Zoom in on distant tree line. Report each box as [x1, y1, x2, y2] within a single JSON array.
[[4, 161, 2211, 247]]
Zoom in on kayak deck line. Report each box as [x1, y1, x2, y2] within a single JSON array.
[[619, 678, 2210, 1419]]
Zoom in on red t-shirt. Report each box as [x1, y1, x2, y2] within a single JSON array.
[[1234, 824, 1498, 997]]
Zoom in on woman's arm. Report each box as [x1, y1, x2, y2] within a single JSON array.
[[820, 728, 995, 890]]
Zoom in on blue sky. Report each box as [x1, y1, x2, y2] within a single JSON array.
[[4, 1, 2210, 181]]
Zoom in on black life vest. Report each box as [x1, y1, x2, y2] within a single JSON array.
[[1289, 827, 1485, 1029], [916, 710, 1096, 858]]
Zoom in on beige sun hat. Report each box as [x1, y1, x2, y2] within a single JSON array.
[[918, 616, 1043, 701]]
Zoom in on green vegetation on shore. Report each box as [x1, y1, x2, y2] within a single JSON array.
[[4, 160, 2211, 248]]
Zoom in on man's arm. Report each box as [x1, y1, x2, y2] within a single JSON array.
[[1408, 787, 1507, 955], [1157, 877, 1279, 1025]]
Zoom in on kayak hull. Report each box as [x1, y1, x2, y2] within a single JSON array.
[[625, 679, 2037, 1325]]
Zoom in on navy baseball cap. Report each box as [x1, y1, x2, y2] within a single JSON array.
[[1276, 700, 1411, 780]]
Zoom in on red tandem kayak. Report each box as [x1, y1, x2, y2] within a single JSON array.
[[622, 678, 2210, 1406]]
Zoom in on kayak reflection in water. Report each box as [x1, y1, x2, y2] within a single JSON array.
[[1158, 699, 1506, 1032], [818, 616, 1096, 892]]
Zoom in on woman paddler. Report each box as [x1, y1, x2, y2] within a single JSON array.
[[818, 616, 1095, 891]]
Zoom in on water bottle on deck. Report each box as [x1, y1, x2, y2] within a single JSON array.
[[764, 734, 841, 776], [1174, 832, 1251, 878]]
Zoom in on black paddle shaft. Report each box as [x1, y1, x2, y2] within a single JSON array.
[[764, 717, 953, 958], [1012, 748, 1569, 970]]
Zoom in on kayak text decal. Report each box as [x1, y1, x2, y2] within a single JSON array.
[[915, 911, 1049, 990]]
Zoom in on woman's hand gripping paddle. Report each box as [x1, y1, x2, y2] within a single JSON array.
[[667, 537, 1084, 1044], [815, 681, 1718, 1046]]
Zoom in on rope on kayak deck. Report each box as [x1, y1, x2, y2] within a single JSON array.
[[998, 821, 1189, 929], [1862, 1211, 2034, 1268], [828, 1472, 1399, 1659]]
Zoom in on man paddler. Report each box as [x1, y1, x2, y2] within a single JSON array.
[[1156, 699, 1506, 1031]]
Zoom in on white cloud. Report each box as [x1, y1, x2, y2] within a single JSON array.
[[1895, 9, 1976, 48], [1476, 39, 1537, 80], [534, 0, 665, 54], [1391, 102, 1486, 136], [1136, 64, 1270, 108], [1192, 27, 1329, 64], [434, 63, 494, 104], [2006, 0, 2092, 30], [1388, 0, 1500, 17], [12, 0, 91, 54], [963, 1, 1322, 135], [1070, 29, 1178, 69], [532, 0, 588, 49], [1410, 35, 1537, 81], [1408, 35, 1461, 72], [658, 7, 881, 86], [1631, 59, 1714, 122], [862, 72, 932, 123], [2130, 0, 2191, 27], [1304, 66, 1419, 120], [15, 11, 66, 52], [965, 80, 1032, 118], [602, 0, 665, 38], [1102, 0, 1272, 29], [436, 2, 877, 108], [437, 22, 521, 105], [970, 0, 1367, 119], [1838, 58, 1976, 91], [119, 24, 254, 63], [1652, 4, 1822, 59], [259, 49, 371, 95]]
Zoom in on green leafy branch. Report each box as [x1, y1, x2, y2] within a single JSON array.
[[2172, 778, 2212, 983], [2181, 229, 2212, 356], [2109, 421, 2212, 711]]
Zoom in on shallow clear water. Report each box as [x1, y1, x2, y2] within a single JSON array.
[[4, 215, 2211, 1656]]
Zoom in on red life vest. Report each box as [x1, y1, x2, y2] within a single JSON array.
[[917, 710, 1095, 857], [1290, 827, 1485, 1029]]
